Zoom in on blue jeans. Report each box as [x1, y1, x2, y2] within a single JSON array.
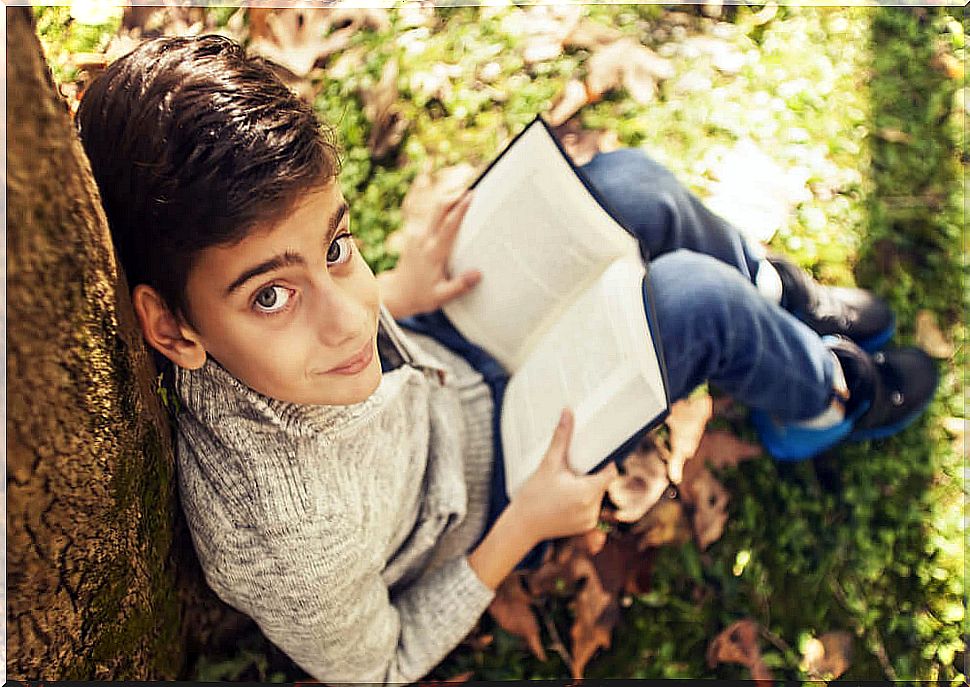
[[395, 148, 835, 569]]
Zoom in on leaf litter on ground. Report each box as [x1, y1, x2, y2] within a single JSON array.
[[482, 391, 767, 677]]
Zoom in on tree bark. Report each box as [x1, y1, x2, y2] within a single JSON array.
[[6, 6, 248, 679]]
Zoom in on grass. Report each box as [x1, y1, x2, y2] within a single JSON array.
[[35, 2, 966, 682]]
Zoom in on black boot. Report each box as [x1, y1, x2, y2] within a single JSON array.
[[768, 255, 896, 352], [752, 335, 938, 460]]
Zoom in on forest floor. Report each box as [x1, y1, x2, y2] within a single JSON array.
[[37, 2, 966, 682]]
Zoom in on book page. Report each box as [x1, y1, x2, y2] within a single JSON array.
[[442, 121, 639, 371], [500, 256, 667, 499]]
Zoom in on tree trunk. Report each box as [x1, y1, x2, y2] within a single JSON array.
[[6, 7, 249, 679]]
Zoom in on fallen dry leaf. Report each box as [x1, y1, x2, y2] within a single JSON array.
[[608, 444, 669, 523], [681, 467, 730, 550], [551, 119, 620, 166], [249, 6, 389, 78], [752, 1, 779, 25], [247, 8, 333, 77], [563, 18, 622, 50], [514, 4, 583, 65], [487, 572, 547, 662], [417, 669, 474, 686], [567, 553, 614, 678], [461, 631, 494, 651], [327, 45, 366, 80], [409, 62, 463, 104], [519, 529, 653, 677], [682, 429, 762, 486], [631, 497, 691, 550], [362, 58, 409, 160], [523, 38, 564, 65], [665, 394, 714, 484], [916, 309, 954, 359], [706, 619, 773, 686], [941, 416, 965, 457], [583, 527, 608, 556], [586, 38, 674, 105], [876, 128, 913, 144], [931, 50, 964, 80], [547, 79, 590, 127], [801, 631, 853, 680]]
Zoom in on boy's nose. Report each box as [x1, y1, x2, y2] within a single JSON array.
[[310, 286, 370, 349]]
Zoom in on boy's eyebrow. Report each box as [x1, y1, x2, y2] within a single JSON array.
[[224, 202, 349, 297]]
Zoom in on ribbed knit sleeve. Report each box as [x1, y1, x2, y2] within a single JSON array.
[[219, 513, 496, 686]]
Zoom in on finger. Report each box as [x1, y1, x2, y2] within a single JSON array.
[[433, 188, 468, 223], [432, 270, 481, 305], [438, 191, 474, 241], [544, 408, 574, 468]]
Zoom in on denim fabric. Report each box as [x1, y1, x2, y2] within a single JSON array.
[[394, 148, 835, 570]]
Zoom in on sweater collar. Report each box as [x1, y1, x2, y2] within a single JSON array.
[[173, 305, 449, 436]]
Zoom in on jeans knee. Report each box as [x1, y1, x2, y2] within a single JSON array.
[[649, 251, 761, 342], [584, 148, 682, 200]]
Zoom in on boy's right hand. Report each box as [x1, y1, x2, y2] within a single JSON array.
[[507, 408, 619, 543]]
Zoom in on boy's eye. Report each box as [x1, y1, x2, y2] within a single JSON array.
[[327, 232, 354, 265], [253, 285, 292, 314]]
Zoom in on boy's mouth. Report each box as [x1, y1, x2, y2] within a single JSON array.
[[324, 338, 375, 375]]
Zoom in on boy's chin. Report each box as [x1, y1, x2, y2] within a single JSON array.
[[309, 366, 383, 406], [333, 373, 383, 406]]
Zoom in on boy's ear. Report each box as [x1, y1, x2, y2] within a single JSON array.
[[132, 284, 207, 370]]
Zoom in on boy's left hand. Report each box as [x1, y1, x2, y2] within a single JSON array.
[[378, 190, 482, 319]]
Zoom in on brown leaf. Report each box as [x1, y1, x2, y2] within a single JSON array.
[[248, 6, 389, 78], [801, 631, 853, 680], [712, 395, 738, 418], [630, 497, 691, 549], [523, 38, 564, 65], [547, 79, 590, 127], [931, 50, 964, 80], [521, 530, 652, 677], [565, 550, 614, 678], [608, 445, 669, 523], [682, 429, 762, 485], [916, 309, 954, 359], [583, 527, 608, 556], [551, 119, 620, 166], [681, 467, 729, 550], [706, 619, 773, 686], [586, 38, 674, 104], [461, 631, 494, 651], [564, 19, 623, 50], [752, 2, 779, 26], [665, 394, 714, 484], [362, 58, 408, 160], [876, 127, 913, 144], [487, 572, 547, 662], [247, 8, 332, 77], [417, 669, 474, 686], [327, 45, 366, 80], [409, 62, 463, 104]]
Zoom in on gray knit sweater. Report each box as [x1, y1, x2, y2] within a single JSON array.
[[174, 305, 498, 685]]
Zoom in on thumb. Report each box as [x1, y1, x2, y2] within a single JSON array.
[[432, 270, 481, 306], [544, 408, 574, 469], [593, 460, 620, 488]]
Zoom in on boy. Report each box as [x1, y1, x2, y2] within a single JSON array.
[[76, 35, 936, 684]]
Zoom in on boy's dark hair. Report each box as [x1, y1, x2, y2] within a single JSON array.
[[77, 35, 341, 321]]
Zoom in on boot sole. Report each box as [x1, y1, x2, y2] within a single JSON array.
[[795, 312, 896, 353]]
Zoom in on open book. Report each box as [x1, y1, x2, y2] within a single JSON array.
[[442, 117, 670, 500]]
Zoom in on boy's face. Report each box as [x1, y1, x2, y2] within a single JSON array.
[[180, 179, 383, 405]]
